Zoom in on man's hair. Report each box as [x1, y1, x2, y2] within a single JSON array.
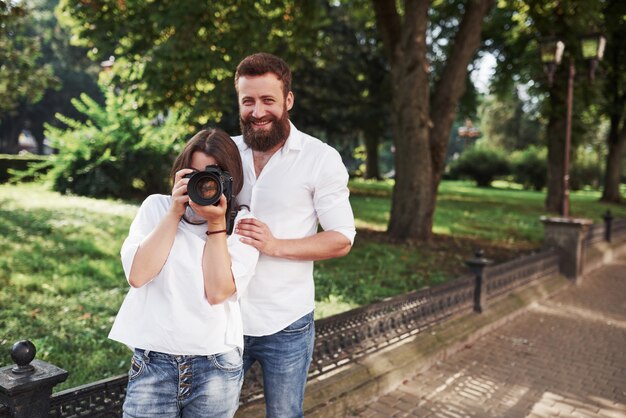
[[234, 52, 292, 98]]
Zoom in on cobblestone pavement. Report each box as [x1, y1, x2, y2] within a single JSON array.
[[352, 257, 626, 418]]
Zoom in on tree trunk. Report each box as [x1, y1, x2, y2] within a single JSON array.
[[429, 0, 495, 193], [601, 114, 626, 202], [373, 0, 495, 241], [0, 109, 25, 154], [374, 0, 432, 240], [545, 64, 569, 214], [363, 129, 381, 180], [600, 6, 626, 203]]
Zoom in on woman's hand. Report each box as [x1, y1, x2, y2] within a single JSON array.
[[169, 169, 193, 218], [190, 194, 228, 230]]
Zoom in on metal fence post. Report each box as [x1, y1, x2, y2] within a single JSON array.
[[0, 340, 68, 418], [465, 250, 493, 313], [603, 210, 613, 243]]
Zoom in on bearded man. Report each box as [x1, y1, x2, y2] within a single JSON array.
[[232, 52, 356, 418]]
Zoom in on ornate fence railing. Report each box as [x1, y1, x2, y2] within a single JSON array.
[[583, 211, 626, 247], [611, 218, 626, 240], [486, 249, 560, 300], [5, 248, 558, 416], [47, 377, 127, 418], [584, 221, 606, 245], [2, 213, 623, 417]]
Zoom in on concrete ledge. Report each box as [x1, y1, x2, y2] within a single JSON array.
[[583, 235, 626, 275], [235, 273, 570, 418]]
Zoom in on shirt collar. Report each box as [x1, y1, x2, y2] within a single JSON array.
[[281, 121, 302, 153]]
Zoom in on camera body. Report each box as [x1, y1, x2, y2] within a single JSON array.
[[184, 165, 236, 234]]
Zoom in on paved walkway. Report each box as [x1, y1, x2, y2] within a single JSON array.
[[352, 256, 626, 418]]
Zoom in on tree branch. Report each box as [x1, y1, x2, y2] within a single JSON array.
[[430, 0, 495, 175], [372, 0, 402, 64]]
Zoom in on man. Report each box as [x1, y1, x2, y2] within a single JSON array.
[[232, 52, 356, 418]]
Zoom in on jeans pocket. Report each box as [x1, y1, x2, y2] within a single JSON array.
[[128, 353, 145, 381], [281, 312, 314, 335], [212, 348, 243, 372]]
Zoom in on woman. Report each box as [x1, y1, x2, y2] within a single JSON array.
[[109, 128, 258, 418]]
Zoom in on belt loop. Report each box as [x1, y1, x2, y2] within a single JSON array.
[[142, 349, 151, 363]]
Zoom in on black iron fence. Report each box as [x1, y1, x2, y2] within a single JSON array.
[[583, 210, 626, 246], [2, 213, 624, 417]]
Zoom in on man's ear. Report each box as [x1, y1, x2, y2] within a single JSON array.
[[286, 91, 294, 111]]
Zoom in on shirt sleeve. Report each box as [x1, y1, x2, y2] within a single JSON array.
[[313, 146, 356, 245], [120, 195, 167, 283], [228, 209, 260, 299]]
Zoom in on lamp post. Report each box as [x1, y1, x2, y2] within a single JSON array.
[[539, 34, 606, 218]]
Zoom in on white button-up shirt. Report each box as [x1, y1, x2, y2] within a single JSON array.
[[234, 122, 356, 336], [109, 195, 259, 354]]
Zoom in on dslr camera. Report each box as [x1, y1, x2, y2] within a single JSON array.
[[184, 165, 236, 234]]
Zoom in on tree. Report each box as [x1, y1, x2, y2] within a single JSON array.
[[0, 0, 102, 155], [44, 90, 189, 199], [600, 0, 626, 203], [57, 1, 395, 178], [294, 1, 390, 179], [57, 0, 325, 128], [479, 90, 544, 152], [372, 0, 495, 241], [483, 0, 605, 213], [539, 1, 604, 213], [0, 0, 57, 153]]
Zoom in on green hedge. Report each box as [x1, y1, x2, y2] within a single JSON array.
[[0, 154, 49, 183], [447, 146, 510, 187]]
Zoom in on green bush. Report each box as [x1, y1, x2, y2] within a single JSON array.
[[44, 91, 190, 199], [510, 146, 547, 191], [447, 146, 510, 187], [0, 154, 48, 183]]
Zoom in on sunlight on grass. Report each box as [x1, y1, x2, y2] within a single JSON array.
[[0, 184, 136, 390], [315, 295, 358, 318], [2, 180, 625, 392], [351, 178, 626, 244]]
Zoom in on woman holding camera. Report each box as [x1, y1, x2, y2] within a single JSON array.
[[109, 128, 259, 418]]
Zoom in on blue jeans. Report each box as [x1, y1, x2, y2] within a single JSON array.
[[123, 348, 243, 418], [243, 311, 315, 418]]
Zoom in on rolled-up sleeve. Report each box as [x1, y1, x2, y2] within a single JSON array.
[[314, 147, 356, 245]]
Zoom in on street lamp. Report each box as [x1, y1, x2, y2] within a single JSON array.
[[539, 37, 565, 86], [579, 33, 606, 81], [539, 33, 605, 218]]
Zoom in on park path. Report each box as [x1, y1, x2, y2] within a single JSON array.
[[352, 256, 626, 418]]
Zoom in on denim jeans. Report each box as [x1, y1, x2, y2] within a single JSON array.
[[123, 348, 243, 418], [243, 311, 315, 418]]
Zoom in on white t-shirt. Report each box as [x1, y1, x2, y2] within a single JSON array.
[[233, 122, 356, 336], [108, 194, 259, 355]]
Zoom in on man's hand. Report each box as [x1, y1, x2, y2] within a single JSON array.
[[236, 218, 280, 256]]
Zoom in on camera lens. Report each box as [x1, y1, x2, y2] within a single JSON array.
[[187, 170, 223, 206], [196, 177, 219, 200]]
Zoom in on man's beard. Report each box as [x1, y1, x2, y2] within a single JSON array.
[[240, 109, 290, 152]]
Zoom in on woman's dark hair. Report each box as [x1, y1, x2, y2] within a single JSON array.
[[234, 52, 292, 98], [170, 128, 244, 198]]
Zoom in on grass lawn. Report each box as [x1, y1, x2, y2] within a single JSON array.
[[1, 180, 624, 390]]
